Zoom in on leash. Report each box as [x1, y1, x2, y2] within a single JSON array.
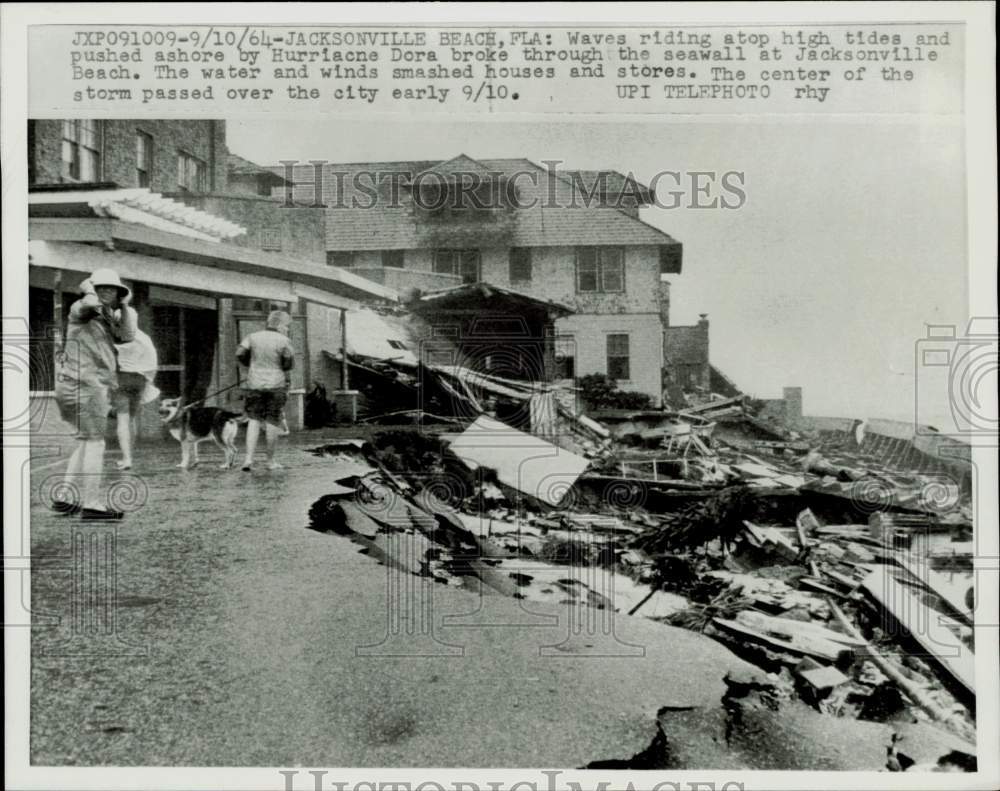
[[180, 382, 242, 412]]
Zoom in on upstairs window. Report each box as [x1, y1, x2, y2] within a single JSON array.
[[508, 247, 532, 282], [433, 249, 480, 284], [606, 333, 631, 381], [576, 247, 625, 293], [177, 150, 207, 192], [327, 251, 356, 268], [381, 249, 405, 269], [61, 120, 101, 182], [136, 131, 153, 187]]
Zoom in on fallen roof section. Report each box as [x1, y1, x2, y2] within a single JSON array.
[[445, 415, 591, 506], [411, 281, 575, 317]]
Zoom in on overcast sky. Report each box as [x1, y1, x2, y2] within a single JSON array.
[[227, 116, 968, 427]]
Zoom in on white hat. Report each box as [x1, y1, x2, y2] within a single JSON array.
[[88, 268, 131, 301]]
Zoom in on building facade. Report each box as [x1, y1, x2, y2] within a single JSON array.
[[277, 156, 684, 406], [27, 119, 395, 434]]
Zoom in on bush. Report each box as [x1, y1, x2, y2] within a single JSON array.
[[578, 373, 654, 411]]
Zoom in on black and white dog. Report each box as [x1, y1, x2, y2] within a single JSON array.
[[158, 397, 245, 470]]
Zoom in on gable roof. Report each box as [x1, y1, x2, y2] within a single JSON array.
[[273, 157, 680, 256], [412, 154, 495, 180]]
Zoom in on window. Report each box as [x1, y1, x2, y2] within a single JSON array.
[[509, 247, 532, 282], [177, 151, 207, 192], [433, 249, 480, 284], [61, 120, 101, 182], [136, 131, 153, 187], [576, 247, 625, 293], [387, 339, 408, 350], [260, 227, 282, 251], [555, 334, 576, 379], [381, 249, 405, 268], [327, 250, 356, 268], [606, 334, 630, 381]]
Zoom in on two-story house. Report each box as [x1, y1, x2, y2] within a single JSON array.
[[26, 119, 394, 435], [277, 155, 683, 407]]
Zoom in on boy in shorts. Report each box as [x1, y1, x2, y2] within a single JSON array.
[[236, 310, 294, 471]]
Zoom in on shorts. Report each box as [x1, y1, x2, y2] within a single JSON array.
[[243, 389, 287, 426], [55, 376, 111, 440], [112, 371, 146, 414]]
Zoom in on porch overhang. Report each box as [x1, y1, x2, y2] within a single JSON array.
[[28, 216, 399, 304]]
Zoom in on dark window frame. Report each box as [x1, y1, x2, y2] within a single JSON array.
[[508, 247, 532, 282], [381, 249, 405, 269], [327, 250, 357, 268], [433, 249, 481, 284], [576, 246, 625, 293], [554, 334, 576, 380], [177, 150, 207, 192], [61, 120, 101, 182], [136, 130, 153, 187], [606, 333, 631, 381]]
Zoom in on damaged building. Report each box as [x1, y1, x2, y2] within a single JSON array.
[[277, 155, 693, 408]]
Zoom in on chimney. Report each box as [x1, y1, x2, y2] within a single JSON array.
[[783, 386, 803, 421]]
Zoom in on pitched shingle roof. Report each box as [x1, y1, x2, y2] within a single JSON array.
[[561, 170, 654, 204], [272, 157, 680, 255]]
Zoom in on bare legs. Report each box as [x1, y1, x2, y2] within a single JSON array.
[[115, 409, 135, 469], [241, 418, 283, 471], [242, 418, 260, 470]]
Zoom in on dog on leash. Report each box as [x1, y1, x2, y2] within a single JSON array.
[[158, 397, 245, 469]]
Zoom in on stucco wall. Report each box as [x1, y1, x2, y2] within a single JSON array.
[[554, 312, 663, 405]]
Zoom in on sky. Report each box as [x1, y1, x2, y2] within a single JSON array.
[[226, 116, 968, 427]]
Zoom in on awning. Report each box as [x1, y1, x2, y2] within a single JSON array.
[[29, 218, 399, 304], [29, 188, 245, 242]]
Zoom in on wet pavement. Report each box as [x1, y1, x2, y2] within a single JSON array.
[[29, 431, 757, 767]]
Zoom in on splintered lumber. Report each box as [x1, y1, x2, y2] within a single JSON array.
[[861, 566, 975, 698], [742, 521, 800, 561], [712, 610, 855, 663], [798, 577, 846, 598], [735, 610, 865, 647], [826, 598, 969, 724]]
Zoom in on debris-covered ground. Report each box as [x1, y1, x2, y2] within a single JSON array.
[[29, 382, 978, 769], [306, 393, 978, 771]]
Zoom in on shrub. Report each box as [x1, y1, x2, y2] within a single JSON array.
[[578, 373, 654, 410]]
